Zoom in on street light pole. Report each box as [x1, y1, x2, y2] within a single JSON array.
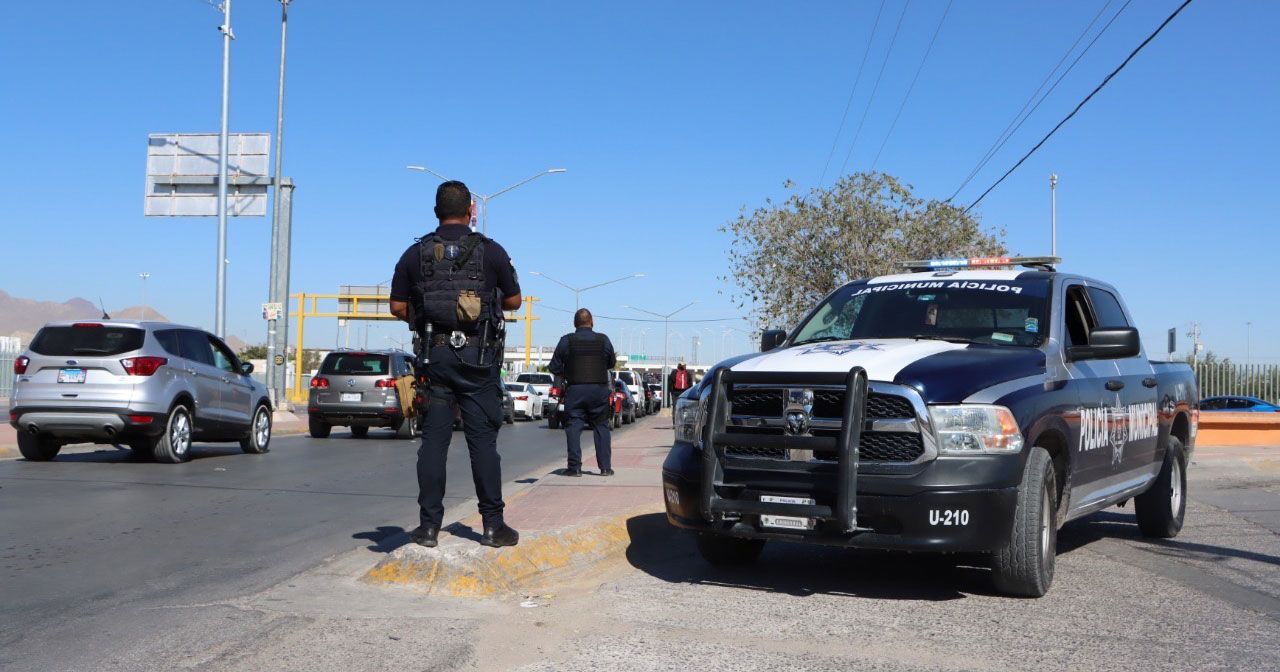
[[214, 0, 233, 338], [625, 302, 697, 408], [407, 166, 566, 235], [530, 271, 645, 312], [139, 272, 150, 321]]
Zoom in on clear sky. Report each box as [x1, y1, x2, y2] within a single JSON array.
[[2, 0, 1275, 364]]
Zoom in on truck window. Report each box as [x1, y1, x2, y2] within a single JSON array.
[[1063, 286, 1094, 347], [1086, 287, 1129, 328]]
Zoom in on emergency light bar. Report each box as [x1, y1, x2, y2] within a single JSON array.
[[898, 256, 1061, 271]]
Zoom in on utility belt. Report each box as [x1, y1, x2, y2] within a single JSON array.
[[429, 330, 498, 350]]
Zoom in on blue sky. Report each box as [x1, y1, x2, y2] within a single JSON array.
[[2, 0, 1275, 363]]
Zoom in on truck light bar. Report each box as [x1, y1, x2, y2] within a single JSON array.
[[898, 256, 1061, 271]]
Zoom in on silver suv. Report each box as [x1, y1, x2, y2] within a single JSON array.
[[307, 349, 419, 440], [8, 320, 272, 463]]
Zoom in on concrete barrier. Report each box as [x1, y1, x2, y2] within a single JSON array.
[[1198, 412, 1280, 446]]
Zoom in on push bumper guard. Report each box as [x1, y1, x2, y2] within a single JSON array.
[[701, 366, 871, 535]]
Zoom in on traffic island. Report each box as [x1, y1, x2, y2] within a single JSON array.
[[363, 414, 671, 597]]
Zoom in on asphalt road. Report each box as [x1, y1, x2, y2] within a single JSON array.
[[0, 415, 600, 670]]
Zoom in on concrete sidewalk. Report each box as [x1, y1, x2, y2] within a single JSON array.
[[364, 412, 671, 597]]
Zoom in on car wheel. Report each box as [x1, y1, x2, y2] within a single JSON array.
[[1135, 436, 1187, 538], [396, 414, 419, 440], [150, 404, 194, 464], [350, 426, 369, 439], [16, 432, 61, 461], [240, 404, 272, 454], [991, 446, 1056, 597], [309, 416, 331, 439], [505, 410, 515, 425], [695, 532, 765, 565], [612, 412, 621, 429]]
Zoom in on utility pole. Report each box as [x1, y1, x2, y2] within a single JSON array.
[[214, 0, 233, 338], [267, 0, 294, 407], [139, 272, 150, 321], [1049, 174, 1058, 257], [1187, 322, 1201, 367]]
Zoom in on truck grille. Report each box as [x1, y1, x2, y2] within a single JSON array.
[[724, 385, 926, 463]]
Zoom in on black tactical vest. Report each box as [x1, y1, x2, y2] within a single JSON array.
[[564, 332, 609, 385], [413, 231, 491, 334]]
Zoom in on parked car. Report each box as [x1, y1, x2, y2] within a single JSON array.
[[453, 387, 515, 430], [612, 379, 636, 426], [614, 370, 649, 417], [546, 379, 566, 429], [609, 384, 627, 428], [1198, 395, 1280, 412], [505, 383, 544, 421], [8, 320, 273, 463], [514, 372, 556, 416], [308, 349, 419, 439], [647, 383, 664, 411]]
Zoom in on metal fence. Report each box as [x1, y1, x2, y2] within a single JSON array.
[[1192, 362, 1280, 403], [0, 336, 22, 398]]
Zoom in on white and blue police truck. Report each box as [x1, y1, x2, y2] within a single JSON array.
[[662, 256, 1198, 596]]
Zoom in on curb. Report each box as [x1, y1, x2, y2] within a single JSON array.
[[362, 505, 654, 598]]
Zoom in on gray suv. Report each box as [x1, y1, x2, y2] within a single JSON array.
[[9, 320, 273, 463], [307, 349, 419, 440]]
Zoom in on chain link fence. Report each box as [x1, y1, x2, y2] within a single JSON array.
[[1192, 362, 1280, 403]]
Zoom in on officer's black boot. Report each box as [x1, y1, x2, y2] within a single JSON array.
[[410, 525, 439, 548], [480, 522, 519, 547]]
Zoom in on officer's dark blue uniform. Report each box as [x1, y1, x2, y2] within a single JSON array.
[[548, 311, 616, 476], [390, 181, 521, 548]]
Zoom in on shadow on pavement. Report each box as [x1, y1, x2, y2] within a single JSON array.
[[49, 444, 245, 463], [353, 526, 408, 553], [623, 513, 996, 601], [1059, 510, 1280, 567]]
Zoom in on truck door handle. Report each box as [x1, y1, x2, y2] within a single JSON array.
[[1105, 380, 1125, 391], [1142, 377, 1158, 388]]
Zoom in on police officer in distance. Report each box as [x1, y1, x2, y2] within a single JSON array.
[[548, 308, 616, 477], [389, 180, 521, 548]]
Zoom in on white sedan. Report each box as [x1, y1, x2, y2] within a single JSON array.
[[504, 383, 544, 421]]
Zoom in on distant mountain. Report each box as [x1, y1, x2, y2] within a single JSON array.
[[0, 290, 169, 344]]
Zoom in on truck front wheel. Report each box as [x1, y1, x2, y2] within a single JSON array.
[[991, 446, 1057, 597], [694, 532, 765, 565], [1134, 436, 1186, 538]]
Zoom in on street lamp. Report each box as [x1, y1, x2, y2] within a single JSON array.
[[625, 301, 697, 407], [530, 271, 645, 311], [139, 272, 150, 321], [407, 165, 566, 235]]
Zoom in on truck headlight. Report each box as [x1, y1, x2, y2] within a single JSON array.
[[673, 396, 705, 444], [928, 404, 1023, 455]]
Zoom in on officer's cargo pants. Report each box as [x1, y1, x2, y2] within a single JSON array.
[[418, 344, 504, 528], [563, 383, 611, 472]]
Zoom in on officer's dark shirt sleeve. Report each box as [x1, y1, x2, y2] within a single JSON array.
[[602, 334, 617, 369], [547, 334, 569, 376], [486, 240, 521, 299], [389, 244, 417, 302]]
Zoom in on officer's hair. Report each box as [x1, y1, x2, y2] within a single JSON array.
[[574, 309, 592, 328], [435, 181, 472, 221]]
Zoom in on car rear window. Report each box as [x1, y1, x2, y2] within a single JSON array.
[[516, 373, 553, 384], [320, 353, 390, 375], [29, 325, 145, 356], [505, 384, 524, 391]]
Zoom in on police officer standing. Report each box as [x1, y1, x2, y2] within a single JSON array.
[[390, 181, 521, 548], [548, 309, 616, 477]]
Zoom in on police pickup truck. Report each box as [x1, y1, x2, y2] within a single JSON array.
[[662, 257, 1198, 596]]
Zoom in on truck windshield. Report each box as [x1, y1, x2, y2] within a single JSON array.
[[791, 278, 1050, 347]]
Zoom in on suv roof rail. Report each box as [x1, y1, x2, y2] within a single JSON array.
[[897, 256, 1062, 272]]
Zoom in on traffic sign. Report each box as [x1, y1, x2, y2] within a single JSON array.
[[262, 302, 283, 320]]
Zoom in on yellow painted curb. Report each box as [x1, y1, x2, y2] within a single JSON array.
[[362, 505, 655, 598]]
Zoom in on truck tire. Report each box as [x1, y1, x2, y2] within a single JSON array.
[[309, 416, 331, 438], [17, 432, 61, 461], [350, 426, 369, 439], [1135, 436, 1186, 538], [991, 446, 1056, 597], [695, 532, 766, 565], [150, 404, 194, 464], [548, 413, 560, 430], [240, 404, 272, 454], [396, 415, 419, 440], [612, 412, 621, 429]]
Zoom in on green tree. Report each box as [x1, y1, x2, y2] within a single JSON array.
[[720, 172, 1007, 330], [239, 344, 267, 359]]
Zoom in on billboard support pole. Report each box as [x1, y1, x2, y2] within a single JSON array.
[[215, 0, 233, 338], [267, 0, 292, 408], [271, 184, 294, 406]]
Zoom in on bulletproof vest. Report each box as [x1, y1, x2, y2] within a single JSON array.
[[414, 231, 491, 334], [564, 332, 609, 385]]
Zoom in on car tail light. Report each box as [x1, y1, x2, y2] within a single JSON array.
[[311, 377, 329, 388], [516, 395, 528, 401], [9, 411, 17, 422], [121, 356, 167, 376], [14, 356, 28, 375], [128, 415, 154, 424], [374, 378, 396, 388], [550, 386, 561, 397]]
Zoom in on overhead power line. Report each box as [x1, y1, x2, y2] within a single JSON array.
[[950, 0, 1127, 201], [870, 0, 953, 171], [961, 0, 1195, 216], [839, 0, 911, 178], [819, 0, 888, 187]]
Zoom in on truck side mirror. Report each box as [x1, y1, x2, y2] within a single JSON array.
[[1067, 327, 1141, 361], [760, 329, 787, 352]]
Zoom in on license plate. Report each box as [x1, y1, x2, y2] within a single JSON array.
[[58, 368, 86, 384], [759, 495, 815, 530], [340, 392, 361, 402]]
